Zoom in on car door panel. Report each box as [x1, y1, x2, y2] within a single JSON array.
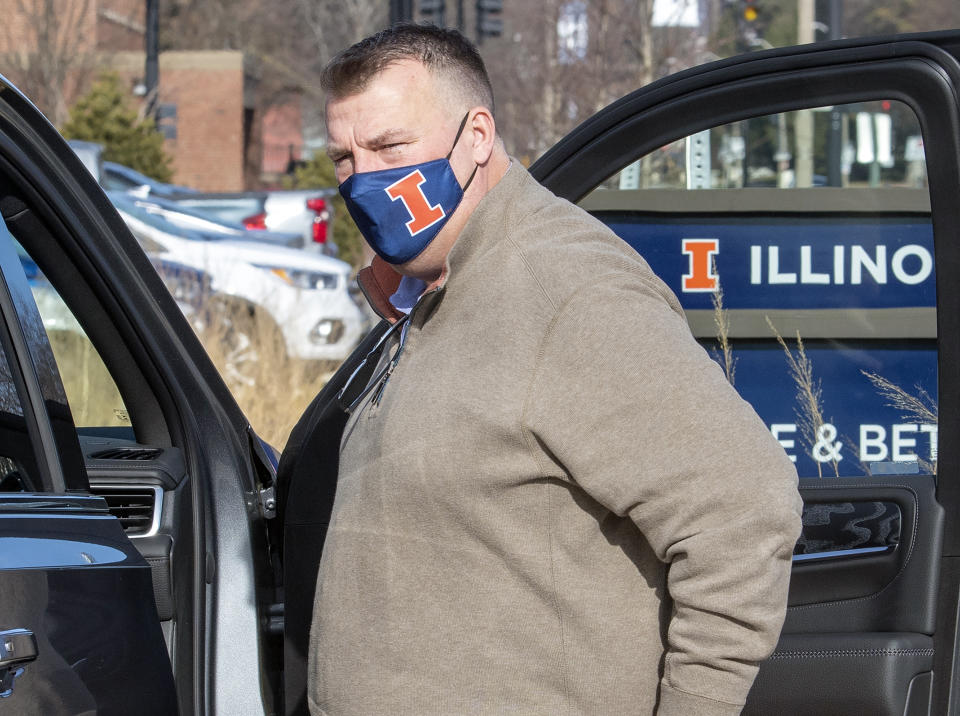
[[787, 478, 941, 627], [745, 475, 942, 714], [0, 198, 179, 711], [528, 35, 960, 715], [0, 496, 178, 715], [274, 33, 960, 716], [746, 632, 934, 715]]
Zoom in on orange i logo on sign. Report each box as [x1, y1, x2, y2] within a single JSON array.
[[385, 169, 446, 236], [681, 238, 719, 292]]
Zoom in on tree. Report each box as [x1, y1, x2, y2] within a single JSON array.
[[486, 0, 689, 162], [0, 0, 97, 127], [293, 154, 365, 269], [60, 74, 174, 182]]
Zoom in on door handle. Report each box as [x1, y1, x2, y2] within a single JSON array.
[[0, 628, 37, 698]]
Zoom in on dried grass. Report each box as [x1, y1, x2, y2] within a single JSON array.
[[861, 370, 937, 474], [49, 330, 129, 427], [766, 317, 839, 477], [192, 302, 338, 450], [710, 263, 736, 386], [50, 304, 338, 451]]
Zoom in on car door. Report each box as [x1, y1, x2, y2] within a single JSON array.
[[530, 31, 960, 715], [0, 76, 282, 714], [0, 208, 178, 713], [275, 31, 960, 716]]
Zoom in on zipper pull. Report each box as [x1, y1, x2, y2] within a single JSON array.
[[371, 362, 397, 406]]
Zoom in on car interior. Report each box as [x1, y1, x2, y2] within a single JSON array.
[[0, 163, 207, 712]]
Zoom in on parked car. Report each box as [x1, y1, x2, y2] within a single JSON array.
[[109, 192, 368, 365], [108, 191, 304, 248], [2, 29, 960, 716], [65, 139, 197, 197], [101, 159, 198, 197], [168, 186, 338, 255], [21, 241, 210, 340], [65, 139, 335, 253]]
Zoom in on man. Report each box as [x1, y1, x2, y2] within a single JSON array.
[[310, 23, 802, 716]]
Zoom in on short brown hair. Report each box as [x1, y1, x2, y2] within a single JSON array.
[[321, 23, 494, 115]]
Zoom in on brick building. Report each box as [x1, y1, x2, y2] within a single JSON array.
[[0, 0, 277, 192], [108, 50, 255, 191]]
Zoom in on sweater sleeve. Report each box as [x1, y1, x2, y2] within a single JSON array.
[[523, 271, 803, 712]]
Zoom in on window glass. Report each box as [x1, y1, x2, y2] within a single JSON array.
[[16, 242, 130, 428], [581, 100, 935, 477], [604, 101, 925, 191], [0, 323, 39, 492]]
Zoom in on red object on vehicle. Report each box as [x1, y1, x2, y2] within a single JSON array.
[[307, 197, 330, 244], [242, 212, 268, 230]]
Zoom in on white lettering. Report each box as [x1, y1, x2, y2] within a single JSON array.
[[920, 424, 938, 461], [813, 423, 843, 463], [768, 246, 797, 284], [851, 245, 887, 285], [738, 243, 934, 287], [860, 424, 888, 461], [891, 245, 933, 285], [834, 245, 845, 285], [892, 423, 919, 461], [751, 245, 762, 285], [771, 423, 797, 463], [800, 246, 830, 284]]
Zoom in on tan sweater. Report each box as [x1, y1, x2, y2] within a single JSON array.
[[308, 163, 802, 715]]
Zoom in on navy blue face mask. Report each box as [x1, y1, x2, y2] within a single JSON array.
[[338, 112, 478, 265]]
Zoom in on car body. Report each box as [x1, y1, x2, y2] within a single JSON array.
[[66, 140, 335, 253], [110, 192, 368, 363], [65, 139, 196, 197], [109, 191, 304, 248], [101, 160, 198, 197], [2, 29, 960, 716], [169, 187, 339, 256]]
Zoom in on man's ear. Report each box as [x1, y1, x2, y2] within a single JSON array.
[[468, 106, 497, 165]]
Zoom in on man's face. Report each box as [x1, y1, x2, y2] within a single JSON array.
[[325, 59, 465, 185], [325, 59, 477, 279]]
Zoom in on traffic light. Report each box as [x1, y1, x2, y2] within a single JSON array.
[[420, 0, 446, 26], [743, 0, 758, 23], [476, 0, 503, 43]]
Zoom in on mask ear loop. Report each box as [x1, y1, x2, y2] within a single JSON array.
[[447, 111, 480, 192]]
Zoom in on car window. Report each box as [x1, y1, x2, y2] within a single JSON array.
[[0, 214, 88, 490], [0, 316, 40, 492], [14, 242, 130, 429], [580, 100, 935, 477]]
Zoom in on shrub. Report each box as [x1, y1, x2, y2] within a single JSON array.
[[61, 73, 174, 182]]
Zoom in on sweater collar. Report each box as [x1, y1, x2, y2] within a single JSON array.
[[443, 160, 524, 283]]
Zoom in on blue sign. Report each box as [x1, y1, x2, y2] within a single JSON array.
[[596, 213, 939, 477], [719, 339, 937, 477], [600, 215, 935, 310]]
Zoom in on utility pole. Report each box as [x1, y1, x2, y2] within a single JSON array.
[[827, 0, 844, 186], [145, 0, 158, 120], [794, 0, 815, 187]]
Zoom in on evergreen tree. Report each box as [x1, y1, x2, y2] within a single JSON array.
[[293, 154, 365, 268], [61, 74, 174, 182]]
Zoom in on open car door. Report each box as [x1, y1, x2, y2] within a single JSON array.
[[279, 30, 960, 716], [0, 201, 177, 713], [0, 74, 281, 714], [532, 30, 960, 715]]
